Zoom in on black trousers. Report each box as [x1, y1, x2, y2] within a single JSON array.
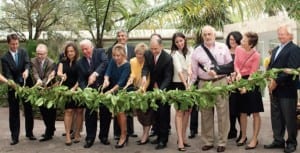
[[8, 90, 34, 140], [39, 106, 56, 136], [189, 105, 198, 134], [85, 105, 112, 141], [113, 114, 134, 136], [155, 101, 170, 144], [228, 92, 240, 136], [270, 96, 298, 146]]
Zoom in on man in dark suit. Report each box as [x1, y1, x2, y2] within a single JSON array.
[[265, 24, 300, 153], [106, 29, 137, 140], [1, 34, 36, 145], [77, 39, 109, 148], [141, 38, 173, 150], [31, 44, 57, 142]]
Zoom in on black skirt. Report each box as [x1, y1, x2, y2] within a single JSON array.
[[65, 100, 85, 109], [237, 84, 264, 114]]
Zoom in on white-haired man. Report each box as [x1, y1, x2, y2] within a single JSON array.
[[190, 25, 232, 152], [77, 39, 109, 148]]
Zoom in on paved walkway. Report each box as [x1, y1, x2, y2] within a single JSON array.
[[0, 96, 299, 153]]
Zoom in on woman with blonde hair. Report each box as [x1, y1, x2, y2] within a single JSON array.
[[103, 44, 131, 149], [125, 43, 152, 145]]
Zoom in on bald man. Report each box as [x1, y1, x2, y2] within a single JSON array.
[[31, 44, 57, 142], [190, 25, 232, 152], [141, 38, 173, 150]]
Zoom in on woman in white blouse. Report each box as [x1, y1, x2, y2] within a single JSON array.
[[170, 32, 193, 151]]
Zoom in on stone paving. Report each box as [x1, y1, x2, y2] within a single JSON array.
[[0, 95, 299, 153]]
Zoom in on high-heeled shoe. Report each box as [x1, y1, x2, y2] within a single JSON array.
[[237, 137, 247, 146], [177, 140, 191, 147], [245, 141, 258, 150], [183, 143, 191, 147], [115, 136, 128, 149], [136, 139, 149, 145], [65, 141, 72, 146], [178, 147, 186, 152], [73, 139, 80, 143]]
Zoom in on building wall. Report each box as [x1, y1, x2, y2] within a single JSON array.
[[224, 15, 300, 61]]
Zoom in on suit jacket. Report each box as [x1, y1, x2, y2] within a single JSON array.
[[106, 44, 135, 61], [77, 48, 108, 89], [268, 41, 300, 98], [1, 48, 31, 85], [31, 57, 56, 84], [142, 50, 173, 90]]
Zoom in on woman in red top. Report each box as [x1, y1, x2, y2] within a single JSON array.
[[234, 32, 264, 150]]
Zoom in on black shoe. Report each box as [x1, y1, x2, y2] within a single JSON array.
[[115, 137, 128, 149], [65, 141, 72, 146], [236, 137, 247, 146], [128, 133, 138, 137], [83, 140, 94, 148], [217, 146, 226, 152], [114, 135, 120, 140], [151, 138, 159, 144], [155, 142, 167, 150], [264, 142, 285, 149], [26, 135, 37, 140], [201, 145, 214, 151], [136, 139, 149, 145], [100, 138, 110, 145], [39, 136, 52, 142], [227, 131, 237, 139], [284, 145, 296, 153], [41, 133, 54, 138], [178, 147, 186, 151], [188, 131, 197, 139], [184, 143, 191, 147], [236, 133, 242, 143], [10, 139, 19, 145]]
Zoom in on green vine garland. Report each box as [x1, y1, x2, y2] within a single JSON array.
[[10, 68, 299, 114]]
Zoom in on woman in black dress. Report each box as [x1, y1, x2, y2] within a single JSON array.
[[57, 42, 83, 145]]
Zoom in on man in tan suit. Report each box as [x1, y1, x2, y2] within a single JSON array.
[[31, 44, 57, 142]]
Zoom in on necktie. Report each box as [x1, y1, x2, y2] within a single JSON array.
[[39, 61, 44, 78], [274, 45, 283, 60], [87, 57, 92, 67], [154, 55, 157, 65], [14, 53, 18, 66]]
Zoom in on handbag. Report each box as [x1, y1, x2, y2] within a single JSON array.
[[201, 44, 234, 75]]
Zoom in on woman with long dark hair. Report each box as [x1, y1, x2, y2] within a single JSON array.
[[57, 42, 83, 146], [170, 32, 193, 151]]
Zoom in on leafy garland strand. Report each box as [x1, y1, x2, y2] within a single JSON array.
[[12, 68, 299, 114]]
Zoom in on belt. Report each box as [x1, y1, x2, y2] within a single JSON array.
[[199, 76, 226, 82]]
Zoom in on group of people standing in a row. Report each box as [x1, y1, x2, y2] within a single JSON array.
[[0, 24, 299, 153]]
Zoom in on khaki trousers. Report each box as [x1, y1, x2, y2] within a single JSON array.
[[199, 78, 230, 146]]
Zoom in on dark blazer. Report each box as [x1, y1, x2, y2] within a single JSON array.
[[268, 41, 300, 98], [77, 48, 108, 89], [31, 57, 56, 84], [1, 48, 31, 85], [142, 50, 173, 90], [106, 44, 135, 61]]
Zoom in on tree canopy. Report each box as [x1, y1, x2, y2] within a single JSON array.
[[0, 0, 299, 43]]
